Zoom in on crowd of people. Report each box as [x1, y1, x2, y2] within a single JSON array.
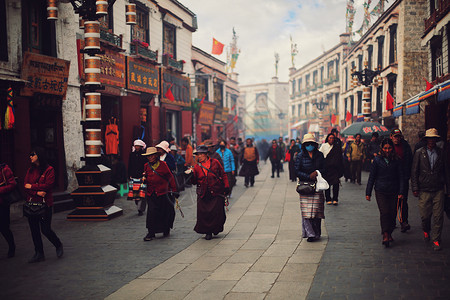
[[0, 127, 448, 263]]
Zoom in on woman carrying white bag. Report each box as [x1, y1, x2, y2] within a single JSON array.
[[294, 133, 326, 242]]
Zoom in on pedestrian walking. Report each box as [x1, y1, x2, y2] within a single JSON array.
[[229, 137, 241, 174], [127, 139, 148, 216], [366, 132, 380, 163], [411, 128, 448, 251], [278, 137, 286, 172], [239, 138, 259, 187], [320, 133, 344, 205], [347, 133, 365, 185], [156, 141, 176, 173], [180, 137, 194, 188], [170, 145, 186, 192], [24, 148, 63, 263], [0, 163, 16, 258], [204, 140, 224, 166], [267, 139, 283, 178], [142, 147, 178, 241], [365, 138, 405, 247], [295, 133, 325, 242], [390, 128, 413, 232], [342, 136, 354, 182], [287, 139, 300, 182], [216, 140, 236, 196], [189, 145, 230, 240]]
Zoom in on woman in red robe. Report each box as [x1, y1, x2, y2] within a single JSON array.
[[190, 145, 230, 240]]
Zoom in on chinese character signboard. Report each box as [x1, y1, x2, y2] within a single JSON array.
[[198, 102, 215, 125], [127, 57, 159, 94], [21, 52, 70, 97], [160, 68, 190, 107], [97, 48, 125, 87]]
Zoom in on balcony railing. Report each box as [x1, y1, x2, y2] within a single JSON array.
[[100, 29, 123, 49], [130, 42, 158, 62], [162, 55, 184, 72], [424, 0, 450, 34]]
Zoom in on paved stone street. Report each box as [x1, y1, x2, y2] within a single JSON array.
[[1, 163, 449, 300]]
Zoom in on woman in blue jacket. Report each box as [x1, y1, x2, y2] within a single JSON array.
[[366, 138, 405, 247], [216, 140, 235, 196]]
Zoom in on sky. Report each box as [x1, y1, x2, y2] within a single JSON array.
[[181, 0, 370, 85]]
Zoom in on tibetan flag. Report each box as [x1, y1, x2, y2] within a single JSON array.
[[231, 104, 236, 111], [386, 91, 394, 110], [212, 38, 225, 55], [165, 84, 175, 101], [233, 115, 238, 123], [345, 111, 352, 122], [423, 77, 434, 91], [331, 114, 336, 125], [200, 95, 205, 105]]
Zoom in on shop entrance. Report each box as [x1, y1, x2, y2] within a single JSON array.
[[30, 94, 67, 191]]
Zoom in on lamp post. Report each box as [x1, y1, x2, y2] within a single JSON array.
[[351, 61, 381, 121], [312, 98, 328, 140]]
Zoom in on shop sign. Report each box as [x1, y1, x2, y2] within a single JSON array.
[[21, 52, 70, 97], [161, 68, 190, 107], [127, 57, 159, 94], [76, 40, 126, 88], [97, 48, 125, 87], [198, 102, 215, 125]]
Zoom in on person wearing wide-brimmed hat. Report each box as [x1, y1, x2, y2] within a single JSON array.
[[411, 128, 448, 251], [142, 147, 178, 241], [203, 140, 223, 167], [156, 141, 176, 173], [188, 145, 230, 240], [127, 139, 148, 215], [294, 133, 325, 242]]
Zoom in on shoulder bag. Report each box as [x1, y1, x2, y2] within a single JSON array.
[[23, 198, 47, 218], [296, 179, 316, 195]]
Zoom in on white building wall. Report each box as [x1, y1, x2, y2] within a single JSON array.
[[0, 0, 22, 77]]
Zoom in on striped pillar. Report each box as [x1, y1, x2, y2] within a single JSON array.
[[362, 86, 371, 122]]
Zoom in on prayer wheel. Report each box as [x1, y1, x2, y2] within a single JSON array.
[[85, 55, 100, 74], [84, 21, 100, 50], [96, 1, 108, 16], [85, 129, 102, 142], [79, 17, 85, 29], [85, 92, 101, 105], [126, 4, 137, 25], [85, 104, 102, 121], [85, 72, 100, 85], [85, 143, 102, 157], [47, 0, 58, 20]]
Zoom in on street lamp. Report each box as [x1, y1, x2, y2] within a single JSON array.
[[312, 98, 328, 111], [351, 60, 381, 122], [351, 61, 380, 87]]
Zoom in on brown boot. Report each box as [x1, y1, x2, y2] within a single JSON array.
[[382, 232, 390, 247]]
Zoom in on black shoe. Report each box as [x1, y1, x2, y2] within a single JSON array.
[[357, 182, 361, 185], [56, 245, 64, 258], [271, 175, 274, 178], [7, 246, 15, 258], [250, 184, 254, 187], [28, 253, 45, 263], [277, 175, 280, 178], [138, 211, 143, 216], [163, 230, 170, 237], [333, 201, 338, 206], [143, 233, 155, 241], [307, 237, 314, 242], [205, 233, 212, 240], [244, 184, 248, 188], [400, 223, 411, 233]]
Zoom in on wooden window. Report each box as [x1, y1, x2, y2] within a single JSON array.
[[357, 91, 362, 114], [214, 82, 223, 107], [163, 22, 176, 58], [305, 74, 310, 87], [389, 24, 397, 64], [298, 104, 301, 117], [22, 0, 56, 56], [291, 105, 295, 116], [350, 95, 354, 115], [328, 61, 334, 78], [298, 78, 302, 92], [0, 0, 7, 61], [376, 86, 382, 114], [196, 76, 208, 101], [377, 36, 384, 69], [431, 35, 443, 80], [358, 55, 363, 71], [345, 67, 348, 90], [320, 66, 324, 83], [132, 4, 149, 43], [388, 74, 397, 101], [292, 80, 295, 93], [305, 102, 309, 115], [312, 71, 318, 85], [334, 93, 339, 112], [367, 45, 373, 70]]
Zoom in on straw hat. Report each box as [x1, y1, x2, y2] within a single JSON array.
[[424, 128, 440, 138], [194, 145, 208, 154], [203, 139, 216, 147], [155, 141, 170, 153], [302, 133, 316, 144], [142, 147, 158, 156]]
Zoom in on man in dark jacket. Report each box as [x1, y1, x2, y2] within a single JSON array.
[[391, 128, 413, 232], [411, 128, 448, 251], [267, 139, 283, 178], [366, 132, 380, 162]]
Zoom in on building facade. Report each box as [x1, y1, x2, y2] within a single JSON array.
[[240, 77, 289, 142], [288, 34, 347, 141]]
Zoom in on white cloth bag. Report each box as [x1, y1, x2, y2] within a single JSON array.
[[315, 170, 329, 192]]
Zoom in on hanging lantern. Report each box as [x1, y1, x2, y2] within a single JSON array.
[[84, 21, 100, 50], [96, 1, 108, 16], [47, 0, 58, 20], [85, 92, 101, 105], [126, 4, 137, 25], [79, 17, 85, 29]]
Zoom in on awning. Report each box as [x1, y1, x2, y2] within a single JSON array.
[[418, 85, 438, 102], [308, 123, 320, 132], [290, 120, 308, 129], [0, 74, 29, 84], [405, 94, 420, 115], [393, 105, 403, 117], [437, 79, 450, 102]]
